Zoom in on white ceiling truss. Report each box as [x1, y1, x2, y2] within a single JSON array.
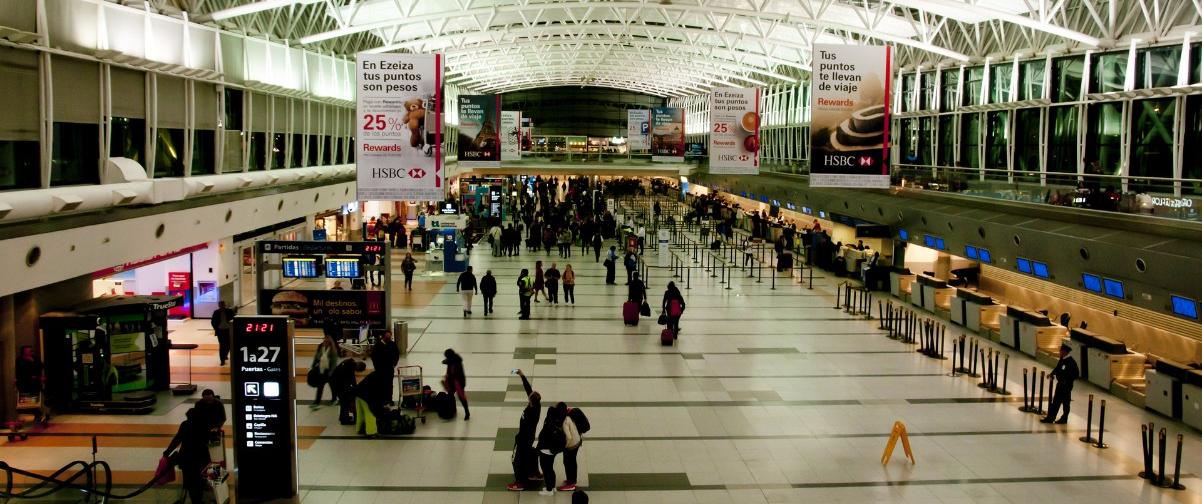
[[156, 0, 1202, 97]]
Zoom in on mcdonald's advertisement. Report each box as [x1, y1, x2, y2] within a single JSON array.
[[809, 44, 892, 188]]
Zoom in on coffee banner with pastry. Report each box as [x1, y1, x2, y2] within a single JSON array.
[[258, 288, 387, 329], [708, 87, 761, 175], [457, 95, 502, 168], [355, 53, 443, 200], [809, 44, 892, 188], [651, 107, 685, 162], [501, 110, 521, 161]]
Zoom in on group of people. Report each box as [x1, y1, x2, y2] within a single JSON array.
[[506, 369, 591, 499], [515, 260, 580, 319]]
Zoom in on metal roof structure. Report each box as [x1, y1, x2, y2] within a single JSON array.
[[154, 0, 1202, 97]]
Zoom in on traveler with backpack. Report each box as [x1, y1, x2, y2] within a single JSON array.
[[662, 281, 686, 338], [557, 402, 590, 492], [536, 404, 568, 496], [442, 349, 470, 421], [506, 369, 542, 492]]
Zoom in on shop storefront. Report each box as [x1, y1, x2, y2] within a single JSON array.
[[458, 176, 508, 222], [91, 243, 220, 319]]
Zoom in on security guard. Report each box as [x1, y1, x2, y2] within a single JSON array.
[[1041, 344, 1080, 424], [517, 269, 534, 320]]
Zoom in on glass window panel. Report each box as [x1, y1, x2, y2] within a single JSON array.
[[963, 67, 984, 106], [272, 133, 286, 169], [960, 113, 981, 168], [1129, 98, 1175, 193], [195, 84, 219, 130], [110, 67, 146, 119], [322, 136, 333, 165], [192, 130, 216, 175], [1092, 52, 1127, 93], [1013, 109, 1041, 179], [0, 140, 40, 190], [1192, 43, 1202, 84], [1052, 56, 1084, 102], [223, 130, 243, 172], [900, 118, 919, 163], [52, 56, 100, 124], [1138, 45, 1180, 89], [919, 72, 936, 110], [985, 111, 1009, 171], [901, 74, 915, 112], [348, 138, 355, 163], [0, 47, 39, 141], [249, 132, 266, 171], [154, 129, 185, 177], [917, 117, 934, 165], [1184, 95, 1202, 195], [990, 64, 1013, 104], [940, 68, 959, 112], [937, 116, 956, 166], [1019, 60, 1045, 101], [224, 88, 244, 130], [51, 122, 100, 186], [110, 117, 146, 165], [1085, 102, 1123, 178], [306, 134, 318, 166], [290, 133, 302, 168], [1047, 105, 1079, 183]]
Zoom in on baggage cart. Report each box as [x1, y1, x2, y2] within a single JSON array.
[[4, 392, 49, 441], [397, 365, 426, 424]]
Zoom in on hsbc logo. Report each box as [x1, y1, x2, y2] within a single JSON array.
[[408, 168, 426, 179], [859, 156, 874, 167]]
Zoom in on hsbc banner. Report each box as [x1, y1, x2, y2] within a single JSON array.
[[355, 53, 443, 201], [627, 109, 650, 150], [810, 44, 892, 188], [501, 110, 521, 161], [708, 87, 760, 175], [650, 107, 685, 162], [457, 95, 502, 168]]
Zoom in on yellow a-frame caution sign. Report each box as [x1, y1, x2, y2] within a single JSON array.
[[881, 421, 915, 465]]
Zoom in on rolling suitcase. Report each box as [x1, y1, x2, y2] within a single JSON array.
[[660, 328, 675, 346], [623, 301, 639, 326]]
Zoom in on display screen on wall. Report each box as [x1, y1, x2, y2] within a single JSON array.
[[282, 256, 320, 278], [978, 249, 992, 263], [1103, 278, 1125, 299], [324, 258, 361, 278], [1032, 261, 1050, 279], [965, 245, 978, 260], [1082, 273, 1103, 293], [1171, 295, 1199, 319], [936, 238, 946, 250], [898, 229, 909, 241], [1016, 258, 1033, 274]]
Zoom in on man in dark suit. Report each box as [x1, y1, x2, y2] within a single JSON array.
[[210, 301, 236, 366], [1042, 344, 1080, 424]]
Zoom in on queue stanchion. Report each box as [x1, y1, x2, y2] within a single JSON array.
[[978, 348, 991, 389], [834, 282, 843, 309], [1046, 376, 1056, 413], [724, 263, 732, 290], [1018, 369, 1031, 411], [1141, 424, 1154, 479], [1093, 400, 1108, 449], [992, 352, 1001, 392], [1037, 371, 1046, 415], [757, 256, 763, 283], [939, 332, 946, 360], [1079, 395, 1096, 444], [808, 266, 814, 290], [770, 266, 776, 290], [1158, 428, 1169, 487], [949, 338, 958, 376], [865, 293, 873, 319], [1172, 433, 1187, 490], [999, 354, 1008, 394], [878, 301, 886, 329], [686, 266, 691, 290]]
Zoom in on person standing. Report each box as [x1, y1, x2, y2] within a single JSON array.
[[506, 369, 543, 491], [165, 408, 210, 503], [533, 261, 546, 303], [517, 269, 533, 320], [16, 345, 45, 422], [636, 225, 646, 255], [604, 246, 617, 285], [557, 402, 590, 492], [661, 281, 686, 338], [480, 270, 498, 316], [370, 331, 400, 404], [490, 223, 503, 257], [331, 359, 366, 424], [442, 349, 470, 421], [591, 232, 603, 262], [562, 264, 576, 305], [401, 252, 417, 291], [310, 334, 339, 407], [388, 215, 402, 248], [623, 251, 637, 285], [536, 404, 568, 496], [558, 228, 573, 258], [210, 300, 235, 366], [456, 266, 478, 317], [1041, 344, 1080, 424], [545, 263, 561, 305], [627, 272, 646, 306]]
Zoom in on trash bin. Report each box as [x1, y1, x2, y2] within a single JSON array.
[[393, 320, 409, 355]]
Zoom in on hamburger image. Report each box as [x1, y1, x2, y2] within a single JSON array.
[[270, 291, 310, 326]]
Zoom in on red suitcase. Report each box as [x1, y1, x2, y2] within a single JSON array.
[[660, 328, 674, 346], [623, 301, 639, 326]]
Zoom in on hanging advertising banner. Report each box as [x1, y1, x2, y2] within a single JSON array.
[[708, 88, 761, 175], [650, 107, 685, 162], [457, 95, 502, 168], [519, 116, 533, 152], [627, 109, 650, 150], [355, 53, 443, 201], [500, 110, 521, 161], [810, 44, 892, 188]]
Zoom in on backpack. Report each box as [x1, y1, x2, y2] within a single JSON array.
[[563, 416, 582, 449], [568, 408, 590, 434], [668, 299, 684, 317]]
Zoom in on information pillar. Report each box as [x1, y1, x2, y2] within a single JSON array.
[[231, 315, 298, 502]]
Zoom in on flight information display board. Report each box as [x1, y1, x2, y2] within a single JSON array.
[[231, 316, 297, 502]]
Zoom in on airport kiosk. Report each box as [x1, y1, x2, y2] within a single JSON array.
[[254, 240, 392, 333]]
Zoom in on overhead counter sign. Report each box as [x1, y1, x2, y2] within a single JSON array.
[[356, 53, 443, 201]]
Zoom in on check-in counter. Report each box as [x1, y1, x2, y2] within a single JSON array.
[[1083, 335, 1146, 389], [1065, 329, 1093, 380], [1146, 358, 1192, 419], [999, 306, 1034, 349], [914, 275, 950, 313], [1019, 320, 1066, 358], [890, 271, 916, 301], [1183, 372, 1202, 430], [842, 248, 870, 275], [951, 289, 1001, 331]]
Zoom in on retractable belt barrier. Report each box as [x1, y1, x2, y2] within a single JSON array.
[[1140, 423, 1187, 490]]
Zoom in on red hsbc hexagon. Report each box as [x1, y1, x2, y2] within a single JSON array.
[[408, 168, 427, 179]]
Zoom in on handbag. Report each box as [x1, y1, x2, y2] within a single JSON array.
[[657, 313, 668, 325], [306, 367, 323, 388], [153, 455, 176, 486], [639, 301, 651, 317]]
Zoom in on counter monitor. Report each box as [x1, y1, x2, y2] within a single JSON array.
[[1082, 273, 1103, 293], [965, 245, 978, 260], [1016, 258, 1032, 274], [978, 248, 992, 263], [1032, 261, 1050, 279], [1171, 295, 1198, 319], [1103, 278, 1125, 299]]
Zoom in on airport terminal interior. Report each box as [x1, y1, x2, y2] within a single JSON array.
[[6, 1, 1202, 503]]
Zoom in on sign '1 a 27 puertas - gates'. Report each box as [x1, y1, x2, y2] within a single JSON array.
[[356, 53, 443, 201]]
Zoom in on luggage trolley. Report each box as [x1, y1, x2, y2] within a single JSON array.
[[397, 365, 426, 423], [4, 392, 49, 441]]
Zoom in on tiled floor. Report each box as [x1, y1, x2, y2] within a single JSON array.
[[6, 206, 1202, 503]]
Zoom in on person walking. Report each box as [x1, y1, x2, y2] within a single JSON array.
[[562, 264, 576, 305], [636, 225, 646, 255], [310, 333, 339, 407], [442, 349, 470, 421], [506, 369, 543, 491], [558, 228, 573, 258], [536, 403, 568, 496], [401, 252, 417, 291], [627, 272, 647, 306], [370, 331, 400, 403], [604, 246, 617, 285], [481, 270, 498, 316], [661, 281, 686, 338], [545, 263, 561, 305], [557, 402, 590, 492], [456, 266, 478, 317], [165, 408, 211, 503], [388, 216, 402, 248], [489, 223, 503, 257], [533, 261, 546, 303], [1041, 344, 1080, 424], [517, 269, 533, 320], [210, 300, 235, 366], [591, 232, 603, 262]]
